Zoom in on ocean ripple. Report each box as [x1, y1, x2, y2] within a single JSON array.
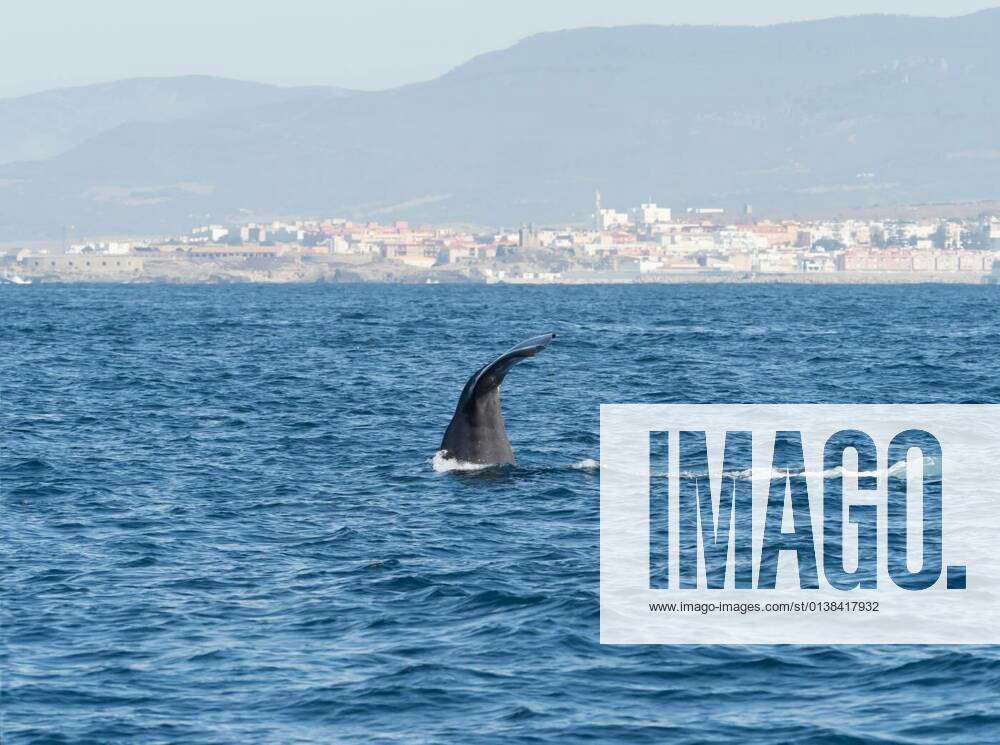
[[3, 283, 999, 743]]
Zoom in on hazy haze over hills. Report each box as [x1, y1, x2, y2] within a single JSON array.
[[1, 9, 998, 239], [0, 76, 350, 166]]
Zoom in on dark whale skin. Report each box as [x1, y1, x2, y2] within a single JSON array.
[[439, 333, 555, 465]]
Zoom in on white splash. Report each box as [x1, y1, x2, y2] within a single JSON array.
[[572, 458, 600, 470], [431, 450, 491, 473]]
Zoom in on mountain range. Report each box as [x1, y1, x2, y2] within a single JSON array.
[[1, 8, 998, 239]]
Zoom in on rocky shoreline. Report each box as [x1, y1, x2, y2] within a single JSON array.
[[5, 254, 993, 285]]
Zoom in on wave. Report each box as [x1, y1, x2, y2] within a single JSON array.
[[431, 454, 941, 482], [433, 452, 603, 474], [431, 451, 492, 473]]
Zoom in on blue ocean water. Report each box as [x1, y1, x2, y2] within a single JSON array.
[[3, 282, 999, 744]]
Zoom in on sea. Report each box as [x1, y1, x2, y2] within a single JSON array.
[[3, 282, 999, 744]]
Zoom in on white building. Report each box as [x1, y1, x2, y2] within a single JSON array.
[[329, 236, 352, 254], [632, 203, 672, 226], [597, 208, 629, 230], [715, 229, 769, 252]]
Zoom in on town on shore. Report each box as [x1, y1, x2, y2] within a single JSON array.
[[4, 198, 1000, 285]]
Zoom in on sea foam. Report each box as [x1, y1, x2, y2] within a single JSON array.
[[431, 450, 492, 473]]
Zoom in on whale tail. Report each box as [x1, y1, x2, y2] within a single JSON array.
[[464, 332, 555, 398], [439, 332, 555, 465]]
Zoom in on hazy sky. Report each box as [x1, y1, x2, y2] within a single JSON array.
[[3, 0, 995, 98]]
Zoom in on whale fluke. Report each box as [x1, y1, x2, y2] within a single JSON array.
[[439, 333, 555, 466]]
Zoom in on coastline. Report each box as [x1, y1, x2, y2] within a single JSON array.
[[6, 267, 993, 286], [6, 248, 997, 286]]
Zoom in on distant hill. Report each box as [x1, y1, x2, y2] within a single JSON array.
[[0, 76, 350, 165], [1, 9, 998, 239]]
